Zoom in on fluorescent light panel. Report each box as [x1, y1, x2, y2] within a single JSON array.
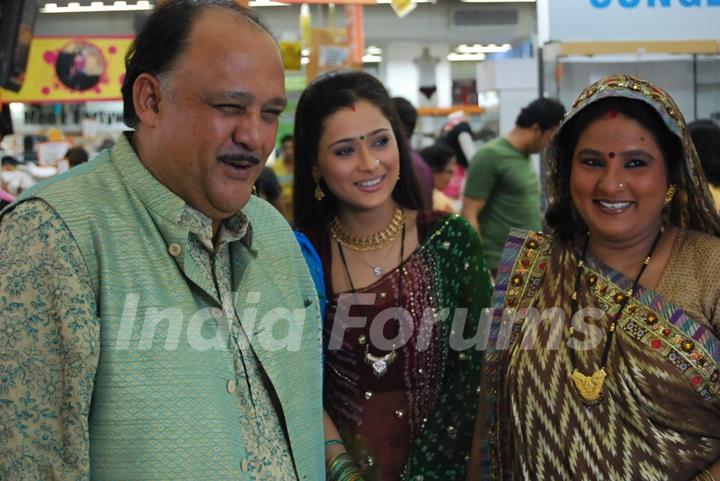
[[461, 0, 534, 2], [42, 1, 152, 12], [456, 43, 512, 53], [447, 52, 487, 61], [42, 0, 288, 12]]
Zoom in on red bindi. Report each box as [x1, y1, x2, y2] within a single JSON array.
[[350, 104, 356, 112], [607, 110, 619, 119], [609, 152, 616, 159]]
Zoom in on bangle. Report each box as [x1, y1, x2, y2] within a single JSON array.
[[698, 471, 718, 481], [325, 439, 345, 448], [326, 452, 365, 481]]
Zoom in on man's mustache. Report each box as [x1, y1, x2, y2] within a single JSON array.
[[217, 153, 261, 165]]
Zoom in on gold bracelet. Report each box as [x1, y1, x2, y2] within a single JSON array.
[[698, 471, 718, 481]]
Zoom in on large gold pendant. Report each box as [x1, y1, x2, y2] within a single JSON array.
[[570, 368, 606, 407]]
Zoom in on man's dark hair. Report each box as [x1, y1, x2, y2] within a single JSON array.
[[121, 0, 273, 128], [392, 97, 418, 139], [280, 134, 293, 145], [516, 97, 566, 131], [66, 146, 89, 167], [689, 119, 720, 186]]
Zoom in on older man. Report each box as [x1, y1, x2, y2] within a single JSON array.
[[0, 2, 323, 480]]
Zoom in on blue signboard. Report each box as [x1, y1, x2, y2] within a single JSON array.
[[538, 0, 720, 42]]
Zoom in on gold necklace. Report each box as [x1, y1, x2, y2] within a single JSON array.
[[329, 207, 405, 252], [568, 226, 664, 407]]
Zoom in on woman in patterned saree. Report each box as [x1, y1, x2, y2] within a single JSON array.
[[482, 74, 720, 481], [293, 70, 492, 481]]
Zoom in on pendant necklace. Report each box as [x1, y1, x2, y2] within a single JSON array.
[[568, 225, 664, 407], [349, 241, 399, 278], [337, 220, 406, 377]]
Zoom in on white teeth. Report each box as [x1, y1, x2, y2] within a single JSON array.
[[357, 177, 382, 188], [598, 201, 631, 209]]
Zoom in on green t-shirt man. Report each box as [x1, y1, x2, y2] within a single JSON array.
[[464, 137, 541, 271]]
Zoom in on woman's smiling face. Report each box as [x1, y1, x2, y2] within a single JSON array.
[[315, 100, 400, 213], [570, 112, 669, 245]]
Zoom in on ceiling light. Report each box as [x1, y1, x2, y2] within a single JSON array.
[[42, 1, 153, 12], [248, 0, 291, 5], [362, 54, 383, 63], [461, 0, 534, 2], [375, 0, 434, 3], [455, 43, 512, 54], [447, 52, 487, 62]]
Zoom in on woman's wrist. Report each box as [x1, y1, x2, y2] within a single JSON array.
[[326, 452, 365, 481]]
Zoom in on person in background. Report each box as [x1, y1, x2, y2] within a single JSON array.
[[0, 2, 324, 480], [98, 137, 116, 151], [271, 133, 296, 222], [293, 69, 491, 481], [480, 74, 720, 481], [689, 119, 720, 210], [462, 97, 566, 274], [419, 143, 458, 213], [438, 111, 475, 200], [255, 165, 283, 211], [1, 155, 35, 195], [392, 96, 434, 210], [0, 130, 13, 208], [66, 145, 89, 168]]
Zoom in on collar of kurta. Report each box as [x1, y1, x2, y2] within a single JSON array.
[[111, 132, 253, 250]]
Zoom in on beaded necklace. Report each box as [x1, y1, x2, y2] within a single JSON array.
[[330, 207, 405, 252], [568, 225, 664, 407]]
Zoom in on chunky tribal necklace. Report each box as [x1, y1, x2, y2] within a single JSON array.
[[568, 225, 664, 407], [330, 207, 405, 252]]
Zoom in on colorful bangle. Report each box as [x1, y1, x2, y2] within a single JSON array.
[[324, 439, 345, 448], [327, 452, 365, 481]]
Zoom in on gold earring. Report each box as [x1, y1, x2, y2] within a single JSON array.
[[314, 179, 325, 201], [664, 184, 676, 206]]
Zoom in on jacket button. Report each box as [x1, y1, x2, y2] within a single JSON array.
[[168, 243, 182, 256], [226, 380, 237, 393]]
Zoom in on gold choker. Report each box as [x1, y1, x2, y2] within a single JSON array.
[[329, 207, 405, 252]]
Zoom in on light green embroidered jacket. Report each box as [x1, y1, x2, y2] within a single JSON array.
[[0, 134, 324, 480]]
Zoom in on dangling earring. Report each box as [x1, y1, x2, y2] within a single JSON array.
[[664, 184, 676, 206], [314, 178, 325, 201]]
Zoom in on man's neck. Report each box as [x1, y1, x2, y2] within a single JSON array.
[[504, 128, 532, 156]]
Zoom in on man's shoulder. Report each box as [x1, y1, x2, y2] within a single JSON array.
[[243, 196, 294, 244], [471, 138, 507, 163], [17, 149, 114, 202]]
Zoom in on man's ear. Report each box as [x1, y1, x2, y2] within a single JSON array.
[[133, 73, 164, 128]]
